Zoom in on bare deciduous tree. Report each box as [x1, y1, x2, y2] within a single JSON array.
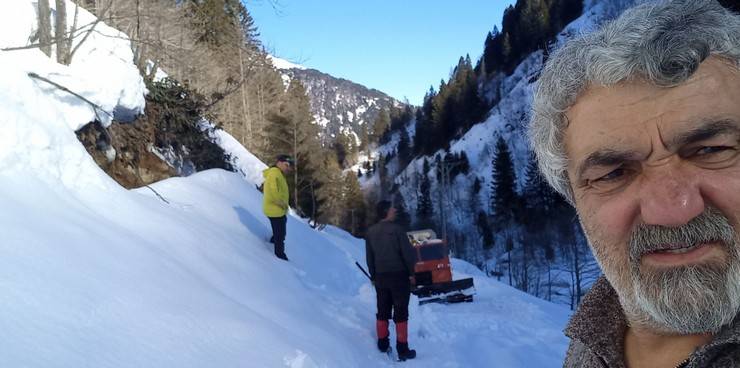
[[37, 0, 52, 57], [54, 0, 68, 63]]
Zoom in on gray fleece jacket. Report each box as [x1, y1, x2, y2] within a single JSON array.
[[364, 220, 416, 280], [564, 277, 740, 368]]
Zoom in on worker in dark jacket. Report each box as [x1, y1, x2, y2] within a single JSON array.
[[365, 200, 417, 361]]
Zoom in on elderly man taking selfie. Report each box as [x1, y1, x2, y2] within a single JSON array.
[[529, 0, 740, 367]]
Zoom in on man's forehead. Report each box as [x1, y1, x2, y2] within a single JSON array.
[[564, 58, 740, 164]]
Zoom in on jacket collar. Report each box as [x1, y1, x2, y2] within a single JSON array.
[[565, 276, 628, 367], [566, 276, 740, 367]]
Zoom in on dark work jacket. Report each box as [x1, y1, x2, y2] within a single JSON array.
[[565, 277, 740, 368], [365, 221, 417, 281]]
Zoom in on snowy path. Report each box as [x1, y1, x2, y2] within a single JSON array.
[[135, 170, 572, 368], [0, 166, 570, 367]]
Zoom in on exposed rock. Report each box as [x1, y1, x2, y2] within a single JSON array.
[[76, 110, 177, 189]]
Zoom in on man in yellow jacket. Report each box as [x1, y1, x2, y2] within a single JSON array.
[[262, 154, 293, 261]]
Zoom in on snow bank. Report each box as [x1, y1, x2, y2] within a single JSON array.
[[212, 127, 268, 186], [0, 1, 146, 188], [0, 1, 146, 131]]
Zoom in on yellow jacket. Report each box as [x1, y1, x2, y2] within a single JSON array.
[[262, 167, 289, 217]]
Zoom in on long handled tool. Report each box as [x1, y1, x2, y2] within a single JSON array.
[[355, 261, 372, 280]]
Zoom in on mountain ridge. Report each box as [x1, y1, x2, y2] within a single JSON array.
[[270, 55, 406, 148]]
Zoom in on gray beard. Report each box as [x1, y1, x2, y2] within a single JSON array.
[[630, 259, 740, 334], [625, 207, 740, 334]]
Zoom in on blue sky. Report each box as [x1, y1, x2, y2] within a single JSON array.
[[248, 1, 517, 105]]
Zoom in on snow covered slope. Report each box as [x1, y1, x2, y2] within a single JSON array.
[[368, 0, 638, 304], [0, 2, 571, 367], [1, 167, 571, 367]]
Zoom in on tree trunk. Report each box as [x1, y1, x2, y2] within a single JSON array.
[[547, 262, 552, 301], [310, 180, 317, 223], [38, 0, 52, 57], [238, 47, 252, 142], [55, 0, 68, 64], [293, 121, 299, 213], [507, 248, 512, 286]]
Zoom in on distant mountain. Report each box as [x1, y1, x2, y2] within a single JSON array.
[[269, 56, 405, 147]]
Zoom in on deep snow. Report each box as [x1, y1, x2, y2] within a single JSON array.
[[0, 1, 571, 367]]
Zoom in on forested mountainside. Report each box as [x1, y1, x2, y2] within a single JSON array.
[[360, 0, 740, 308]]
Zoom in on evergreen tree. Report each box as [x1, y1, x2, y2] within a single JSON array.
[[239, 4, 260, 46], [481, 0, 582, 77], [521, 153, 560, 289], [277, 80, 324, 221], [393, 192, 411, 230], [482, 28, 497, 75], [389, 105, 413, 131], [521, 154, 555, 228], [377, 155, 388, 193], [470, 177, 482, 211], [490, 136, 518, 229], [397, 128, 411, 167], [501, 32, 512, 67], [517, 0, 550, 52], [185, 0, 247, 48], [460, 61, 487, 129], [416, 159, 434, 228], [332, 133, 356, 168], [342, 171, 367, 236], [413, 87, 436, 155], [371, 109, 391, 146], [412, 108, 426, 156], [316, 152, 345, 226], [359, 122, 370, 155], [477, 210, 494, 249]]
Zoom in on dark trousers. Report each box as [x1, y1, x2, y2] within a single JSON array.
[[375, 272, 411, 322], [268, 216, 287, 256]]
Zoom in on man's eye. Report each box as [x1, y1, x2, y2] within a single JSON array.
[[689, 145, 739, 166], [585, 167, 632, 193], [595, 167, 625, 182], [696, 146, 731, 155]]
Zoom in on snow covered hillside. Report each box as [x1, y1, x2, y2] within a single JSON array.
[[0, 1, 571, 367], [391, 0, 637, 220], [366, 0, 640, 307], [1, 165, 572, 367]]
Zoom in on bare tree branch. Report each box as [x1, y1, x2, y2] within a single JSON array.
[[1, 18, 99, 52], [68, 1, 113, 63], [27, 72, 112, 122]]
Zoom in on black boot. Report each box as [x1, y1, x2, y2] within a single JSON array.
[[275, 252, 288, 261], [396, 342, 416, 361], [377, 337, 390, 353]]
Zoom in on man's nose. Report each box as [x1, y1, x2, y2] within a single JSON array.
[[638, 167, 705, 227]]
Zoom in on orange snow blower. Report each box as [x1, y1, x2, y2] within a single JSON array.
[[407, 229, 475, 305]]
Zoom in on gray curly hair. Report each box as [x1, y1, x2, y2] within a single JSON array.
[[528, 0, 740, 204]]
